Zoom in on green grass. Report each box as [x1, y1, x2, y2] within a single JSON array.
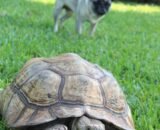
[[0, 0, 160, 130]]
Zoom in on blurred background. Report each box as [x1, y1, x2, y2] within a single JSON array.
[[112, 0, 160, 4]]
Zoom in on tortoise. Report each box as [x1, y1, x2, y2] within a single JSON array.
[[0, 53, 135, 130]]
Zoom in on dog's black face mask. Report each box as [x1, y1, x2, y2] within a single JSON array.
[[92, 0, 111, 16]]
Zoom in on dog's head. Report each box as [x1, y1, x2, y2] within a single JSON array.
[[92, 0, 111, 16]]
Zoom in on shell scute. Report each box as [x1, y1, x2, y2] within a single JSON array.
[[62, 75, 103, 105], [15, 60, 49, 87], [5, 94, 25, 126], [100, 76, 126, 113], [21, 70, 61, 105]]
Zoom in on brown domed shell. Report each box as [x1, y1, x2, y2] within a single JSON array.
[[2, 53, 135, 130]]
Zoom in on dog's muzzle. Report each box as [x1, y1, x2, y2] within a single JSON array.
[[93, 1, 111, 15], [97, 6, 108, 15]]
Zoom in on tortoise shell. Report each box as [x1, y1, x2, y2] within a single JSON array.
[[1, 53, 135, 130]]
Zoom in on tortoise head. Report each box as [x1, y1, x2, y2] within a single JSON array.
[[0, 88, 3, 114]]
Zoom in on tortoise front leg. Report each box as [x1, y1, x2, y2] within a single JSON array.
[[26, 124, 68, 130], [45, 124, 68, 130], [72, 116, 105, 130]]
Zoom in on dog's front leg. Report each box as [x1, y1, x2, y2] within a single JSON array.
[[54, 7, 63, 32], [76, 15, 83, 35], [90, 22, 97, 36]]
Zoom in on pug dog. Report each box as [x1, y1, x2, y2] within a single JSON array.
[[54, 0, 111, 35]]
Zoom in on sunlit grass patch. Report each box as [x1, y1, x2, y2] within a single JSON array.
[[27, 0, 55, 4], [112, 2, 160, 13]]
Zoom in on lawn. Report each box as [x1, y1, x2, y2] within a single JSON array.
[[0, 0, 160, 130]]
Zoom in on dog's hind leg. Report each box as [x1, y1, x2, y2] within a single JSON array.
[[54, 3, 63, 32]]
